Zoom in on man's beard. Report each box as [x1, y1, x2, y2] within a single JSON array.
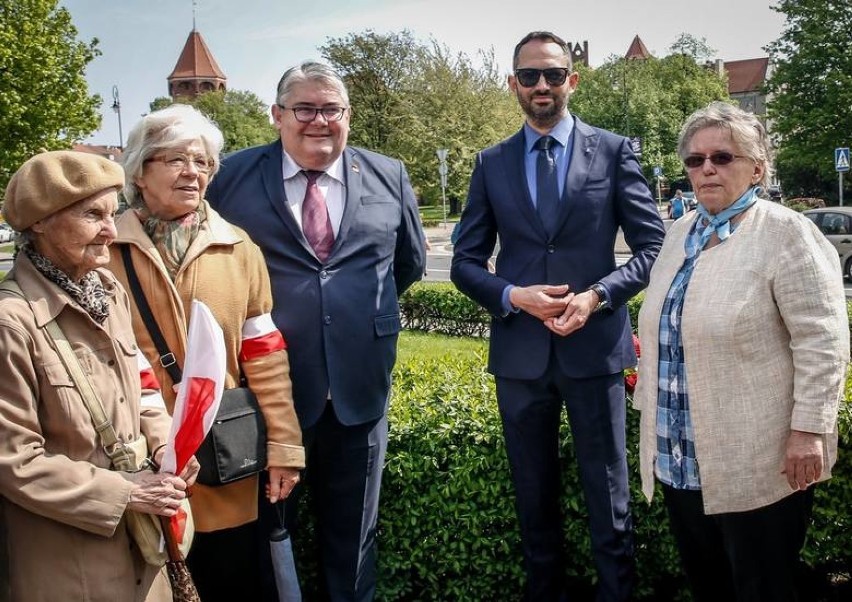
[[518, 91, 566, 128]]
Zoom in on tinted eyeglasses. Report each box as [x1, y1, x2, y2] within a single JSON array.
[[514, 68, 570, 88], [278, 105, 348, 123], [146, 153, 212, 173], [683, 152, 750, 169]]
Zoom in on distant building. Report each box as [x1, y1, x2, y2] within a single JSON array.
[[571, 41, 590, 67], [167, 29, 226, 100], [625, 35, 652, 60], [711, 58, 771, 117], [72, 144, 123, 162]]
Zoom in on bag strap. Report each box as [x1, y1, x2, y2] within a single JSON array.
[[43, 319, 140, 471], [120, 245, 183, 385], [2, 277, 138, 471]]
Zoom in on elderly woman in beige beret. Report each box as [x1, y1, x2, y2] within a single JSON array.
[[0, 151, 198, 602]]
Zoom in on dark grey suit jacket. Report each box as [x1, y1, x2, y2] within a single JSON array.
[[207, 141, 425, 428], [451, 117, 665, 380]]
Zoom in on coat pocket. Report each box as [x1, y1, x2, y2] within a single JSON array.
[[373, 313, 401, 337]]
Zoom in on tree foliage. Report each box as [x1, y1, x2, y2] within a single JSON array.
[[0, 0, 101, 199], [571, 45, 730, 190], [766, 0, 852, 202], [149, 89, 277, 153], [320, 30, 521, 207]]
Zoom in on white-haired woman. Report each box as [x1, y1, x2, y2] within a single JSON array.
[[635, 101, 849, 601], [109, 104, 305, 601]]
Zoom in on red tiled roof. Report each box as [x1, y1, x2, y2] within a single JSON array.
[[724, 58, 768, 94], [168, 30, 226, 81], [72, 144, 123, 159], [625, 35, 652, 60]]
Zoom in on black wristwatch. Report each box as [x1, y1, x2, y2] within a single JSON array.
[[588, 283, 609, 313]]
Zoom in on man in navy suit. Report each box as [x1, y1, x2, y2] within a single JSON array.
[[206, 61, 425, 601], [451, 32, 665, 601]]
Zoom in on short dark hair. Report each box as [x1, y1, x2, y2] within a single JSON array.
[[513, 31, 572, 70]]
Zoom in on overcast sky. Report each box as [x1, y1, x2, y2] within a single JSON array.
[[61, 0, 786, 147]]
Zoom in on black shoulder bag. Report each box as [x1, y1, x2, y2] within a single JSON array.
[[120, 245, 267, 486]]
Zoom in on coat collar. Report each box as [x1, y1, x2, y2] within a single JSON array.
[[6, 255, 117, 329], [114, 199, 243, 280], [261, 141, 361, 263]]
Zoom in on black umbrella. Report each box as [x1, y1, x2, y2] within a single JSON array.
[[270, 504, 301, 602]]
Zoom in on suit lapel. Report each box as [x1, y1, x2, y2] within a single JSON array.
[[557, 117, 599, 229], [260, 142, 321, 258], [335, 148, 361, 252], [502, 130, 547, 237]]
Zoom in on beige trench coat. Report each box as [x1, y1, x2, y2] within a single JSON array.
[[0, 257, 173, 602]]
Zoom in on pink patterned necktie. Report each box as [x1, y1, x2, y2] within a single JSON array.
[[301, 170, 335, 261]]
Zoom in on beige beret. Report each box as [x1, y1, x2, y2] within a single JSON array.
[[3, 150, 124, 231]]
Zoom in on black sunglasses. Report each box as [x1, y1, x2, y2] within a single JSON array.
[[683, 152, 750, 169], [514, 68, 570, 88]]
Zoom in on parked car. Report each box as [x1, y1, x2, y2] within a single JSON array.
[[0, 224, 15, 244], [803, 207, 852, 280], [682, 191, 698, 211]]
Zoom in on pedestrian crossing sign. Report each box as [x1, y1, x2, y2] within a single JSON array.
[[836, 148, 850, 172]]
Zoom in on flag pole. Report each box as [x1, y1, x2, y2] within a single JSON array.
[[159, 515, 201, 601]]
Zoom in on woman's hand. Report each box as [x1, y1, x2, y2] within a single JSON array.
[[125, 471, 188, 517], [782, 430, 824, 491], [266, 467, 301, 504], [152, 446, 200, 487]]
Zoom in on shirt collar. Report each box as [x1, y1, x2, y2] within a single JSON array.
[[523, 113, 575, 153], [281, 148, 345, 184]]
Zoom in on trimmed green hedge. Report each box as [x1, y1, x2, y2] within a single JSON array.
[[400, 282, 490, 338], [294, 285, 851, 600]]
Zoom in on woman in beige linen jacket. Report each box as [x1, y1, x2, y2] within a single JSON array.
[[635, 102, 848, 602], [0, 151, 194, 602], [108, 105, 305, 602]]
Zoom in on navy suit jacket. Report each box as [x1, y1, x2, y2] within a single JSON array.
[[207, 142, 425, 428], [451, 117, 665, 380]]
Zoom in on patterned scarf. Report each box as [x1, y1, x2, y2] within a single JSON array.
[[22, 242, 110, 324], [136, 203, 206, 280]]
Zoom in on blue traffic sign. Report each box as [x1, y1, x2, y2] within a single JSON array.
[[653, 166, 662, 177], [836, 147, 850, 172]]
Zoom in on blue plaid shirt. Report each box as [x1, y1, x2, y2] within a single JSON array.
[[655, 249, 701, 490], [654, 189, 757, 490]]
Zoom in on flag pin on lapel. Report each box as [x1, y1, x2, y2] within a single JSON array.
[[352, 162, 360, 173]]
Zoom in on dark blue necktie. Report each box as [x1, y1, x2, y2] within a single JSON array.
[[535, 135, 560, 235]]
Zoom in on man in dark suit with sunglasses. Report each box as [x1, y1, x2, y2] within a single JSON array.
[[451, 31, 665, 601]]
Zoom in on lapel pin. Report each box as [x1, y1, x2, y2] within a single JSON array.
[[351, 163, 360, 173]]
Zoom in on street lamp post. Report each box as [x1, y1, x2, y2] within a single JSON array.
[[111, 85, 124, 149]]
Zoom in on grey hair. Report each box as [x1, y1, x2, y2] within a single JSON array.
[[275, 61, 349, 107], [121, 104, 224, 209], [677, 101, 773, 189]]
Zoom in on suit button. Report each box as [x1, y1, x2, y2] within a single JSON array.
[[323, 315, 332, 325], [547, 245, 555, 253], [320, 270, 328, 279]]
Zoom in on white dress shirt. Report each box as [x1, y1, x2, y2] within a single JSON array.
[[280, 151, 345, 237]]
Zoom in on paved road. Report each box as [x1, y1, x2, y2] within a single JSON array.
[[422, 221, 852, 299]]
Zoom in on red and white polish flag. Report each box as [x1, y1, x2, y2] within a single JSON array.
[[161, 300, 226, 475], [160, 300, 225, 545]]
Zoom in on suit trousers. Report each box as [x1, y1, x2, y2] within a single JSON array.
[[661, 483, 815, 602], [286, 403, 388, 602], [496, 362, 634, 602]]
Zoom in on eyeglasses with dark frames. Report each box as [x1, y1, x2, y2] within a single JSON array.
[[514, 68, 570, 88], [146, 153, 212, 173], [278, 105, 349, 123], [683, 152, 750, 169]]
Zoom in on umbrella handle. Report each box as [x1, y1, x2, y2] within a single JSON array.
[[159, 515, 184, 561]]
